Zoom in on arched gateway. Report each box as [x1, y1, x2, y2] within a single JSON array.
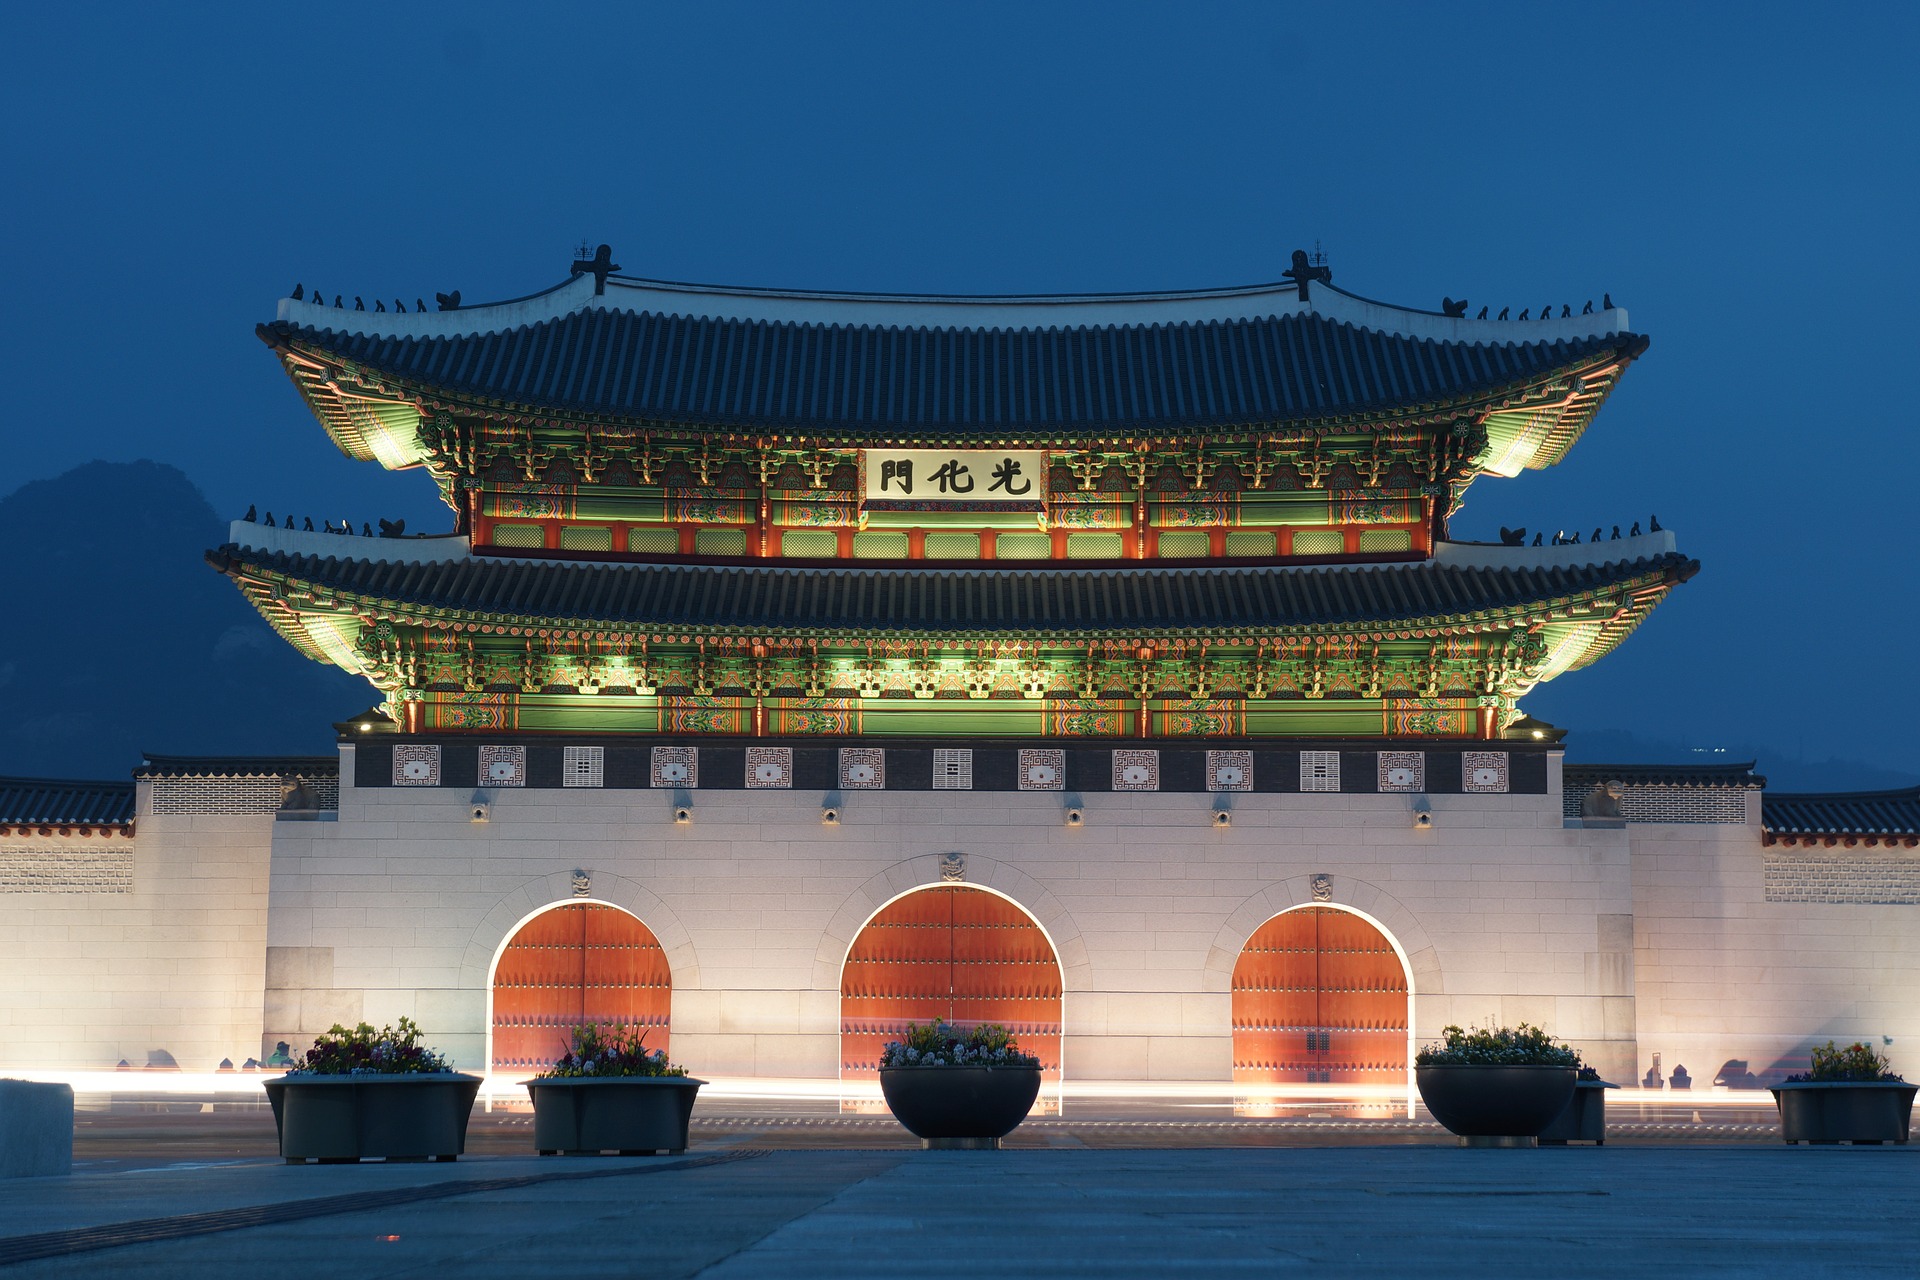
[[489, 902, 672, 1073], [1232, 905, 1409, 1087], [840, 885, 1063, 1081]]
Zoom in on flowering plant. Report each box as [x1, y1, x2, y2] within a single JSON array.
[[286, 1017, 453, 1075], [1785, 1040, 1905, 1083], [879, 1021, 1042, 1068], [537, 1023, 687, 1079], [1415, 1023, 1581, 1068]]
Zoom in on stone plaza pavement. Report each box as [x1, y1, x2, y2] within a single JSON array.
[[3, 1140, 1917, 1276]]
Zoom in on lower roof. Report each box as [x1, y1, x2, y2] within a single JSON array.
[[209, 544, 1695, 637]]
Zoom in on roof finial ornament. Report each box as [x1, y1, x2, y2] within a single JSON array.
[[1497, 306, 1509, 320], [1441, 297, 1468, 318], [435, 291, 461, 311], [1476, 306, 1487, 319], [1603, 292, 1615, 310], [571, 243, 621, 296], [1283, 248, 1331, 301], [1583, 299, 1594, 314], [290, 283, 304, 301]]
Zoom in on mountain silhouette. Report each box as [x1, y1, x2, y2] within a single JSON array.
[[0, 461, 369, 778]]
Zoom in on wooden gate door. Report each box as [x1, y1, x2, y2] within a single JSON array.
[[491, 903, 672, 1073], [1231, 906, 1406, 1086], [840, 886, 1062, 1082]]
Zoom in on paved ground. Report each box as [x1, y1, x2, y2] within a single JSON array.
[[4, 1144, 1917, 1276], [1, 1098, 1909, 1276]]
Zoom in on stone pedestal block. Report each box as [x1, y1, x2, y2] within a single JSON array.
[[0, 1080, 74, 1177]]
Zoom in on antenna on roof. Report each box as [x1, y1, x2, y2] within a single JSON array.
[[574, 239, 594, 262], [1311, 240, 1327, 268]]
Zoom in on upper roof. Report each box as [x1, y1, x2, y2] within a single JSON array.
[[0, 776, 136, 827], [1763, 785, 1920, 838], [261, 261, 1644, 458]]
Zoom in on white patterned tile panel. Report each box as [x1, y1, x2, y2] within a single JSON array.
[[839, 747, 885, 789], [478, 745, 526, 787], [392, 744, 441, 787], [1112, 749, 1160, 792], [1206, 750, 1253, 792], [746, 746, 794, 789], [1017, 748, 1066, 791], [1300, 751, 1340, 792], [651, 746, 698, 788]]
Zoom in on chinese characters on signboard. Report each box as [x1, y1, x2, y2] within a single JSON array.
[[861, 450, 1047, 510]]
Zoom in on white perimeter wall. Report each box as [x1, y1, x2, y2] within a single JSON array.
[[263, 747, 1642, 1082], [1632, 795, 1920, 1084], [0, 787, 272, 1070]]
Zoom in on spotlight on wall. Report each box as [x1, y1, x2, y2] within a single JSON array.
[[469, 792, 491, 824], [1414, 809, 1433, 830], [1065, 807, 1084, 827], [821, 806, 841, 826], [1212, 808, 1233, 829], [673, 806, 693, 825]]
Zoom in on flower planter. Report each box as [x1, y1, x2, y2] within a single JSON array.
[[1771, 1081, 1917, 1145], [525, 1076, 706, 1155], [879, 1065, 1043, 1149], [1415, 1065, 1577, 1146], [1537, 1079, 1618, 1145], [264, 1073, 482, 1163]]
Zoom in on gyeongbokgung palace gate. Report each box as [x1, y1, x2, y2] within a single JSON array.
[[5, 248, 1918, 1109]]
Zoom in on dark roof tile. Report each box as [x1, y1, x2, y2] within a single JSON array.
[[272, 310, 1638, 435], [215, 547, 1693, 636], [0, 777, 135, 826]]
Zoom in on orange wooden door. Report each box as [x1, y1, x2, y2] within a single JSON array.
[[1232, 907, 1406, 1086], [491, 903, 671, 1073], [840, 886, 1062, 1081]]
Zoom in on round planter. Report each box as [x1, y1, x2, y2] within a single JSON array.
[[1771, 1081, 1917, 1145], [878, 1065, 1043, 1149], [264, 1073, 482, 1163], [1416, 1065, 1577, 1145], [524, 1076, 707, 1155], [1537, 1079, 1618, 1145]]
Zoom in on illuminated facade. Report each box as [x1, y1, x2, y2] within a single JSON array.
[[3, 250, 1916, 1102]]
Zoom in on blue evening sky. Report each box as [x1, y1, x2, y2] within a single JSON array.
[[4, 2, 1916, 777]]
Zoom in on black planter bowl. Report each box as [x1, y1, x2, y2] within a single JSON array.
[[1416, 1065, 1577, 1146], [878, 1065, 1043, 1149], [1538, 1079, 1619, 1145], [265, 1073, 482, 1163], [525, 1076, 706, 1155], [1771, 1081, 1917, 1145]]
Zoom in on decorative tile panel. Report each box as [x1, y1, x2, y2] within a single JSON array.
[[1206, 750, 1253, 792], [478, 745, 527, 787], [1378, 751, 1425, 792], [1462, 751, 1509, 794], [0, 849, 135, 894], [932, 749, 973, 790], [839, 747, 885, 789], [393, 744, 441, 787], [650, 745, 698, 788], [746, 746, 793, 789], [562, 745, 604, 788], [1300, 751, 1340, 792], [1112, 749, 1160, 792], [1018, 748, 1066, 791]]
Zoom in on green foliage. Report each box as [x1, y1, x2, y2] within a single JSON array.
[[538, 1023, 687, 1079], [286, 1017, 452, 1075], [1788, 1041, 1905, 1083], [1414, 1023, 1580, 1068], [880, 1020, 1042, 1068]]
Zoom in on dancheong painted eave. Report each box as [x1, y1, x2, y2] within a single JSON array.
[[260, 263, 1645, 464]]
